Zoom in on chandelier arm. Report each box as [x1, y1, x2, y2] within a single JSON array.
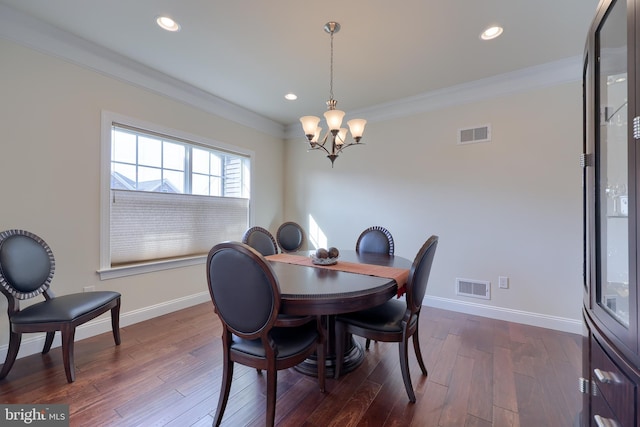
[[309, 138, 331, 156], [313, 145, 331, 155], [336, 141, 364, 154]]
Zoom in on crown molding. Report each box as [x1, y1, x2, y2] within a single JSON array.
[[0, 4, 582, 143], [0, 3, 285, 139], [285, 55, 583, 139]]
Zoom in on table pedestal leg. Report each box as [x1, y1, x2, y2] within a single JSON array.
[[294, 335, 364, 378]]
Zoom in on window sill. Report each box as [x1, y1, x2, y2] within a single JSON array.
[[97, 255, 206, 280]]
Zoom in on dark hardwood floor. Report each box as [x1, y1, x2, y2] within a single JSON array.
[[0, 303, 582, 426]]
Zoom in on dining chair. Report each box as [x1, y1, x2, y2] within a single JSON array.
[[355, 225, 396, 349], [0, 229, 121, 383], [276, 221, 305, 253], [334, 235, 438, 403], [241, 226, 279, 256], [206, 241, 325, 427], [356, 226, 395, 255]]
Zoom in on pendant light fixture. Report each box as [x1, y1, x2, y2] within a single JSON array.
[[300, 22, 367, 167]]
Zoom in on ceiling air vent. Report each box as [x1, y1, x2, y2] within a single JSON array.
[[458, 124, 491, 145], [456, 278, 490, 300]]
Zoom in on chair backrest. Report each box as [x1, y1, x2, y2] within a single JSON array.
[[241, 226, 278, 256], [405, 235, 438, 314], [355, 226, 395, 255], [207, 241, 279, 338], [0, 229, 55, 302], [276, 222, 304, 253]]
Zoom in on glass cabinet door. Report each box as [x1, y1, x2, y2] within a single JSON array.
[[595, 0, 631, 334]]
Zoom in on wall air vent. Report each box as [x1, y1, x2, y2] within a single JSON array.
[[458, 124, 491, 145], [456, 278, 490, 300]]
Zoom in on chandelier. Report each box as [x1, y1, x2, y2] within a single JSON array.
[[300, 22, 367, 167]]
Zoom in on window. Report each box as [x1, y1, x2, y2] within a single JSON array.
[[99, 112, 252, 279]]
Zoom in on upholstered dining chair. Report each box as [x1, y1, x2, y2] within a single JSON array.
[[355, 225, 396, 349], [0, 229, 121, 383], [356, 226, 395, 255], [335, 235, 438, 403], [242, 226, 279, 256], [276, 221, 305, 253], [207, 241, 325, 427]]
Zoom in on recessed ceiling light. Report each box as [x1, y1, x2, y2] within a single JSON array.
[[285, 93, 298, 101], [480, 25, 503, 40], [156, 16, 180, 32]]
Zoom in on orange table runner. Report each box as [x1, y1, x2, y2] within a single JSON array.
[[266, 253, 409, 297]]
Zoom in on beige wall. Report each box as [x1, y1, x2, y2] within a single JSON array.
[[0, 39, 285, 355], [285, 82, 583, 332], [0, 33, 584, 362]]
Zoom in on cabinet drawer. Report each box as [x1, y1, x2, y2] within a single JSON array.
[[591, 391, 620, 427], [591, 338, 635, 427]]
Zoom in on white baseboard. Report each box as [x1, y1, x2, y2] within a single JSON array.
[[1, 292, 582, 364], [424, 295, 583, 335], [0, 291, 211, 362]]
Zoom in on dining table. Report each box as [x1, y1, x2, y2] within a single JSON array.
[[265, 249, 412, 377]]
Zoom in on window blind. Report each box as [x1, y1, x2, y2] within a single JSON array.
[[110, 189, 248, 266]]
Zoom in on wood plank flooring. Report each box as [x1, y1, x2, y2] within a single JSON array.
[[0, 303, 583, 426]]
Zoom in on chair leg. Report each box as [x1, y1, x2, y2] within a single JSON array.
[[111, 298, 121, 345], [365, 338, 372, 350], [316, 317, 326, 392], [265, 361, 277, 427], [412, 329, 428, 377], [213, 355, 234, 427], [0, 331, 21, 380], [43, 331, 55, 354], [334, 322, 344, 379], [61, 325, 76, 383], [399, 336, 416, 403]]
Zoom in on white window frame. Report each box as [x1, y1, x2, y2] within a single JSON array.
[[98, 111, 254, 280]]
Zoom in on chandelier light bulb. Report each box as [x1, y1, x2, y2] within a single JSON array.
[[336, 128, 348, 145], [311, 127, 322, 143], [300, 116, 321, 140], [324, 109, 345, 132], [347, 119, 367, 141]]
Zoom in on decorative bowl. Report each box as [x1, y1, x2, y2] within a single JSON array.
[[310, 254, 338, 265]]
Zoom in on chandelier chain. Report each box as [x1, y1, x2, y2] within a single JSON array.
[[329, 29, 334, 102]]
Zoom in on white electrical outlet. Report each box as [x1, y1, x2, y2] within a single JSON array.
[[83, 286, 96, 292], [498, 276, 509, 289]]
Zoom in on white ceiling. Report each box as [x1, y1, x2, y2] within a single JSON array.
[[1, 0, 600, 127]]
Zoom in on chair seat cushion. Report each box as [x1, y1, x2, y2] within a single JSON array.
[[11, 291, 120, 324], [231, 321, 318, 359], [336, 299, 416, 333]]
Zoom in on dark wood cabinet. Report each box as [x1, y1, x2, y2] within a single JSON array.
[[583, 0, 640, 426]]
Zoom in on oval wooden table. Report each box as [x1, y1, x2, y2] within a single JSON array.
[[267, 250, 412, 377]]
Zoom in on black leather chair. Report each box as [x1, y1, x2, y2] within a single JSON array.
[[241, 226, 278, 256], [0, 229, 121, 383], [355, 226, 396, 349], [276, 221, 305, 253], [335, 235, 438, 402], [356, 226, 395, 255], [207, 241, 325, 427]]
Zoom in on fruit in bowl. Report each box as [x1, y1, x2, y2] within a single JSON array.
[[315, 248, 329, 259], [312, 247, 339, 265]]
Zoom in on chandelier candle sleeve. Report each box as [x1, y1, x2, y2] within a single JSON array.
[[300, 116, 321, 140], [324, 109, 345, 131]]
